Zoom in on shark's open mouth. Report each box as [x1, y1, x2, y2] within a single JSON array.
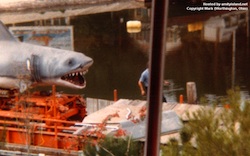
[[61, 70, 88, 87]]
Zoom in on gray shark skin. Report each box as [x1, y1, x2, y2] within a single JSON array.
[[0, 21, 93, 92]]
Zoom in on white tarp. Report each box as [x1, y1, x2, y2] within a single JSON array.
[[120, 110, 183, 139]]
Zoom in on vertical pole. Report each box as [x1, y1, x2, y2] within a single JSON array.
[[179, 94, 183, 104], [113, 89, 118, 101], [52, 85, 57, 117], [246, 11, 249, 60], [246, 11, 249, 39], [55, 123, 58, 149], [144, 0, 168, 156], [186, 82, 197, 104], [52, 86, 58, 149], [214, 28, 219, 91], [231, 30, 236, 88]]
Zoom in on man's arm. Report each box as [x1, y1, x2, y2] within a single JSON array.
[[138, 81, 146, 96]]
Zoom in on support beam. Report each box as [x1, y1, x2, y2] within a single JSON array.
[[144, 0, 169, 156]]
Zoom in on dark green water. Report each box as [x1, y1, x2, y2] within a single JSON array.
[[64, 12, 148, 100], [58, 11, 250, 101]]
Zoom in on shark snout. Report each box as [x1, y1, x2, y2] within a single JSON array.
[[80, 58, 93, 69], [64, 55, 93, 70]]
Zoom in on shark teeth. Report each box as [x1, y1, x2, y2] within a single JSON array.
[[61, 70, 87, 86]]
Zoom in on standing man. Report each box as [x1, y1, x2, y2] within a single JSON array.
[[138, 66, 168, 102], [138, 68, 149, 96]]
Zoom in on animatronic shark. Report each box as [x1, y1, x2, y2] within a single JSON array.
[[0, 21, 93, 92]]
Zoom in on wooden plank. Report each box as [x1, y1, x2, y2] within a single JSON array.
[[98, 99, 113, 110], [172, 103, 192, 117], [162, 103, 177, 111], [0, 0, 116, 12], [86, 98, 98, 114], [3, 143, 80, 156], [0, 0, 144, 24], [86, 97, 114, 114], [83, 99, 146, 123]]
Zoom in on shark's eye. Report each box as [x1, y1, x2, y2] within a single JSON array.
[[67, 58, 75, 66]]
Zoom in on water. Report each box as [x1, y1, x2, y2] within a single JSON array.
[[66, 11, 249, 102], [67, 12, 149, 100], [13, 10, 250, 102]]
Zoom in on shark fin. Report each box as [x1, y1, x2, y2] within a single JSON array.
[[0, 21, 18, 42]]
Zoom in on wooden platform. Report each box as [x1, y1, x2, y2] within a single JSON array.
[[83, 99, 216, 123], [82, 99, 223, 143]]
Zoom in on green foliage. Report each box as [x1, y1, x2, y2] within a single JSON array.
[[161, 88, 250, 156], [83, 135, 141, 156], [161, 139, 180, 156]]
